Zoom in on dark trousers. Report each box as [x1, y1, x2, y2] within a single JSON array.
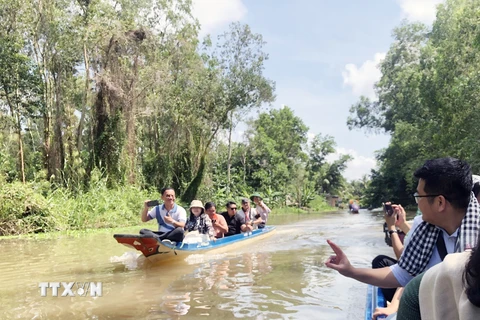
[[372, 255, 398, 302], [140, 227, 185, 243]]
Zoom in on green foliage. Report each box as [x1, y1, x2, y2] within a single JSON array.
[[0, 171, 158, 236], [47, 180, 156, 231], [246, 106, 309, 191], [348, 0, 480, 207], [0, 182, 51, 235], [204, 106, 351, 210], [0, 0, 351, 234], [307, 195, 333, 212]]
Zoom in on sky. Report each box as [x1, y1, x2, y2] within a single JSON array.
[[190, 0, 444, 180]]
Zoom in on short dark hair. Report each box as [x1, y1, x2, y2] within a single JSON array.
[[414, 157, 472, 209], [160, 187, 175, 196], [226, 201, 236, 209], [204, 202, 216, 210]]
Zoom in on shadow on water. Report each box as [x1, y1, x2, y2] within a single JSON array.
[[0, 209, 395, 319]]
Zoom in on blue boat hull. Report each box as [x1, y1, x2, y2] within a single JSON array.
[[114, 226, 276, 262], [365, 285, 386, 320]]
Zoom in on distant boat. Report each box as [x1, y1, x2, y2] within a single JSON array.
[[349, 203, 360, 214], [114, 226, 276, 263]]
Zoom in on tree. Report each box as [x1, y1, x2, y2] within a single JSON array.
[[180, 22, 275, 202], [246, 106, 308, 191], [347, 0, 480, 206], [0, 0, 43, 183]]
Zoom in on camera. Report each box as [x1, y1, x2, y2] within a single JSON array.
[[383, 202, 394, 216], [146, 200, 160, 207]]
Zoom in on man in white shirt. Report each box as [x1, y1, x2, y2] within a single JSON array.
[[250, 193, 271, 228], [141, 187, 187, 242], [325, 157, 480, 290], [237, 198, 259, 231]]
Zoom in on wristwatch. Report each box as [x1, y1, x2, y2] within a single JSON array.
[[388, 230, 398, 235]]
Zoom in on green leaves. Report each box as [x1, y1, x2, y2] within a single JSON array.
[[349, 0, 480, 207]]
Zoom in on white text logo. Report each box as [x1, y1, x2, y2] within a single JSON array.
[[39, 282, 102, 297]]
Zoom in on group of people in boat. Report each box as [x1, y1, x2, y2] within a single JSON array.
[[140, 188, 271, 243], [325, 157, 480, 320]]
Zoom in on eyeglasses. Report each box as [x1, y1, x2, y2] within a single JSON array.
[[413, 192, 442, 204], [229, 207, 237, 210]]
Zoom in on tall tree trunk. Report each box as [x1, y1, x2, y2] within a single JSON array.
[[125, 56, 139, 184], [32, 36, 53, 180], [52, 71, 65, 182], [5, 91, 26, 184], [226, 110, 233, 193], [241, 147, 247, 183], [181, 127, 220, 203], [15, 114, 26, 184], [181, 154, 206, 203], [125, 107, 136, 184], [44, 112, 52, 179], [77, 42, 89, 151]]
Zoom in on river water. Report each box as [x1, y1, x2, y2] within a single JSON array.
[[0, 210, 393, 319]]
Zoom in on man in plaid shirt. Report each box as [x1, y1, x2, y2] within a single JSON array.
[[325, 158, 480, 311]]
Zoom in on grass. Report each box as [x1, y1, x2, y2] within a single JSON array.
[[0, 179, 159, 236]]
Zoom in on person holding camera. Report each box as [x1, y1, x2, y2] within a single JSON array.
[[238, 198, 263, 230], [140, 187, 187, 243], [371, 203, 412, 319], [250, 193, 271, 229], [325, 158, 480, 318], [373, 203, 412, 285]]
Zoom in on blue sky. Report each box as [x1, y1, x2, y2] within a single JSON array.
[[191, 0, 443, 180]]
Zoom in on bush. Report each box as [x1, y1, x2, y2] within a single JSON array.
[[47, 180, 159, 231], [0, 182, 52, 235], [307, 195, 332, 212], [0, 175, 160, 236]]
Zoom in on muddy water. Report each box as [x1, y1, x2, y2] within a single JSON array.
[[0, 210, 393, 319]]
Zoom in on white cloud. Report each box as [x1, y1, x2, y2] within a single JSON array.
[[397, 0, 444, 24], [326, 147, 377, 181], [342, 52, 386, 99], [191, 0, 247, 36]]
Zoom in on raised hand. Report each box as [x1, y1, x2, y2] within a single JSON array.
[[164, 213, 174, 224], [324, 240, 354, 276], [392, 204, 410, 234], [384, 209, 397, 229], [393, 204, 406, 226]]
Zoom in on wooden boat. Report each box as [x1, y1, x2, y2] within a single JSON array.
[[365, 284, 387, 320], [114, 226, 276, 262]]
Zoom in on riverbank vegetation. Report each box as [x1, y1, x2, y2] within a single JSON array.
[[348, 0, 480, 208], [0, 0, 352, 235]]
